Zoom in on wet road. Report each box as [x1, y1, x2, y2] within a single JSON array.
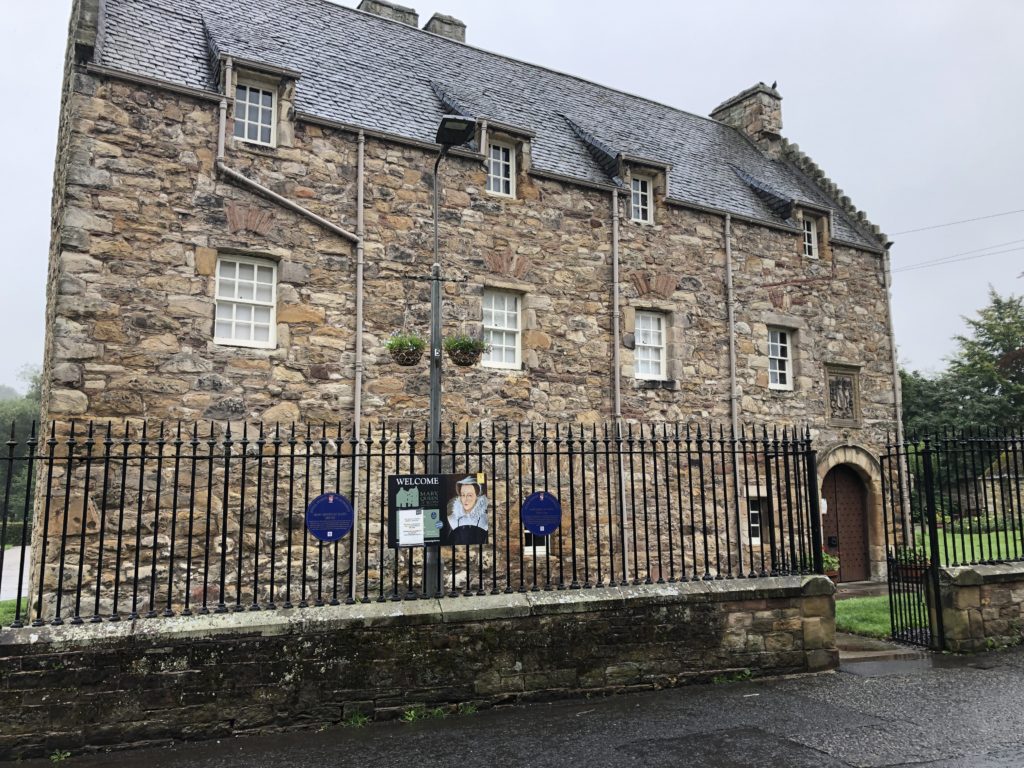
[[10, 645, 1024, 767]]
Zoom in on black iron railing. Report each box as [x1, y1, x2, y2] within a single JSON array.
[[0, 421, 823, 628], [881, 430, 1024, 648]]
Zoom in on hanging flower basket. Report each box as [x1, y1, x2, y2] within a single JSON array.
[[390, 347, 423, 366], [444, 334, 488, 367], [385, 331, 426, 367], [448, 348, 481, 367]]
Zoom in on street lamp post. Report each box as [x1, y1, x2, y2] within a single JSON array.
[[424, 115, 476, 596]]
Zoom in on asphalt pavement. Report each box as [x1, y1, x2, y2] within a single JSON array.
[[9, 642, 1024, 767]]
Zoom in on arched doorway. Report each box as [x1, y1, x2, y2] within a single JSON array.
[[822, 465, 870, 582]]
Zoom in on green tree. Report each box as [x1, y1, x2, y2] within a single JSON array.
[[900, 290, 1024, 435], [0, 367, 41, 543], [945, 289, 1024, 429]]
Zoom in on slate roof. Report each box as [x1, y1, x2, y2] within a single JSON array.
[[95, 0, 882, 250]]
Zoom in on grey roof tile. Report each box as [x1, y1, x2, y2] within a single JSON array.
[[95, 0, 880, 249]]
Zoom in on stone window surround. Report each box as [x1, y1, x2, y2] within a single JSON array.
[[233, 79, 277, 147], [630, 174, 654, 224], [797, 207, 832, 261], [228, 67, 297, 151], [622, 301, 683, 389], [747, 497, 764, 545], [486, 139, 516, 198], [481, 287, 522, 370], [213, 252, 279, 350], [760, 312, 808, 394], [744, 484, 771, 548], [634, 309, 667, 381], [768, 326, 794, 391]]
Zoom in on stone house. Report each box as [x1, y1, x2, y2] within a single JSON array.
[[43, 0, 901, 581]]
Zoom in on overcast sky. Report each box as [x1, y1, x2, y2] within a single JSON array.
[[2, 0, 1022, 393]]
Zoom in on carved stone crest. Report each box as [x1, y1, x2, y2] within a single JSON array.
[[826, 365, 860, 426]]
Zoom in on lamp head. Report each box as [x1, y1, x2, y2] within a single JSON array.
[[435, 114, 477, 147]]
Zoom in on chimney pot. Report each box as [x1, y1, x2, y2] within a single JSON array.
[[423, 13, 466, 42], [357, 0, 419, 28], [710, 82, 783, 159]]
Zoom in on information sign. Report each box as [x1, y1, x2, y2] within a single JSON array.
[[520, 491, 561, 537], [305, 492, 355, 542]]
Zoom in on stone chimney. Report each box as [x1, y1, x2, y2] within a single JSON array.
[[710, 82, 783, 159], [357, 0, 419, 27], [423, 13, 466, 42]]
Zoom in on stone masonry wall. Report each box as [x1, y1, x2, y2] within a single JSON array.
[[0, 576, 836, 760], [939, 564, 1024, 652], [43, 68, 897, 447], [38, 65, 898, 593]]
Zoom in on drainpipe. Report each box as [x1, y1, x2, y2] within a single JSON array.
[[725, 214, 738, 433], [350, 130, 366, 603], [217, 58, 233, 161], [724, 213, 744, 573], [611, 188, 628, 580], [611, 189, 622, 421], [882, 247, 912, 544]]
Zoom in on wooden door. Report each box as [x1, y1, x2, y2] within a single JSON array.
[[822, 465, 869, 582]]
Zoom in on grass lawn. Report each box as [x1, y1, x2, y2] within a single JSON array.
[[916, 528, 1024, 565], [0, 598, 26, 626], [835, 595, 894, 639]]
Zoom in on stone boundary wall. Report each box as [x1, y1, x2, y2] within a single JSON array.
[[939, 564, 1024, 652], [0, 576, 836, 760]]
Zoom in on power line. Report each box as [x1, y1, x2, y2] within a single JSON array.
[[894, 238, 1024, 271], [890, 208, 1024, 236], [892, 246, 1024, 274]]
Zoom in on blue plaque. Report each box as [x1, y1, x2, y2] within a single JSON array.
[[306, 492, 355, 542], [521, 491, 561, 537]]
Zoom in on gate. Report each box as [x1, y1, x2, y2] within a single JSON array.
[[880, 437, 944, 649]]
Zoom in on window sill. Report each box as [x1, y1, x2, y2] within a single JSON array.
[[637, 379, 677, 391], [233, 139, 279, 156]]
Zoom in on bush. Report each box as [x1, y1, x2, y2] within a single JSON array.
[[2, 521, 29, 546]]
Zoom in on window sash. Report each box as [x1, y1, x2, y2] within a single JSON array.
[[215, 257, 277, 348], [803, 218, 818, 258], [631, 177, 651, 222], [635, 311, 665, 379], [768, 328, 792, 389], [748, 499, 763, 545], [486, 143, 514, 196], [233, 83, 276, 146], [483, 290, 520, 368]]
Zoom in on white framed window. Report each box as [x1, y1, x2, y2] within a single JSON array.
[[215, 256, 277, 348], [631, 176, 653, 223], [802, 217, 819, 258], [233, 81, 276, 146], [523, 531, 548, 555], [635, 311, 666, 380], [482, 289, 520, 369], [486, 142, 515, 197], [748, 498, 764, 545], [768, 327, 793, 390]]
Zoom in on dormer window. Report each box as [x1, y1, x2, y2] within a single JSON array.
[[802, 216, 819, 259], [234, 80, 276, 146], [631, 175, 653, 223], [486, 141, 515, 197]]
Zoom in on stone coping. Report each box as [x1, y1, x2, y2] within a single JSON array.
[[941, 562, 1024, 586], [1, 575, 831, 651]]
